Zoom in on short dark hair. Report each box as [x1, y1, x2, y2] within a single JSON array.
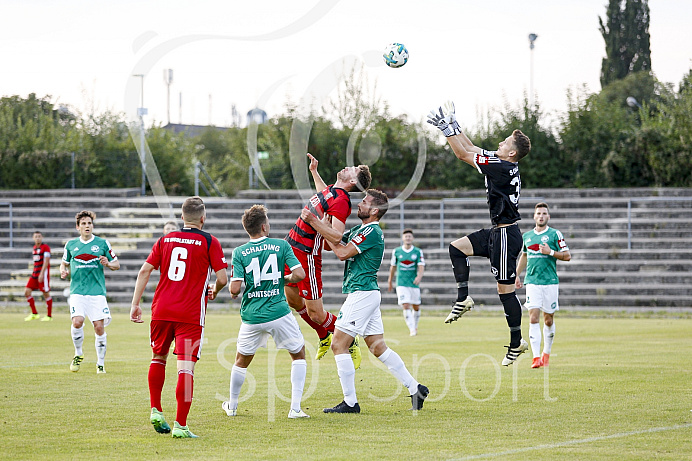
[[512, 129, 531, 161], [33, 230, 42, 235], [535, 202, 550, 212], [75, 210, 96, 226], [356, 165, 372, 191], [242, 204, 268, 236], [402, 228, 413, 236], [367, 189, 389, 220], [182, 196, 205, 223]]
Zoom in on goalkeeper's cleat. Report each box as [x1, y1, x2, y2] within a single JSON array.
[[410, 384, 430, 411], [315, 332, 333, 360], [349, 336, 362, 370], [531, 357, 544, 369], [444, 296, 474, 323], [287, 409, 310, 419], [221, 401, 237, 417], [24, 313, 40, 321], [171, 421, 198, 438], [40, 315, 53, 322], [541, 352, 550, 367], [502, 339, 529, 366], [150, 408, 171, 434], [69, 355, 84, 372], [96, 365, 106, 374]]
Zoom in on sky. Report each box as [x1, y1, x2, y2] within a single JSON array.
[[2, 0, 691, 131]]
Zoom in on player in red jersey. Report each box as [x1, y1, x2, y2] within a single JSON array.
[[24, 230, 53, 321], [285, 153, 371, 362], [130, 196, 228, 439]]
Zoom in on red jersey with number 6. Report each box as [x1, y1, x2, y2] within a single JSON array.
[[286, 185, 351, 256], [146, 228, 227, 326]]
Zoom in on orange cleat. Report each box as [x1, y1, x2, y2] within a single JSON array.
[[541, 353, 550, 367], [531, 357, 544, 369]]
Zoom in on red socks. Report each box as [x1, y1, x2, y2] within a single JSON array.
[[46, 297, 52, 317], [297, 307, 329, 338], [148, 359, 166, 411], [175, 370, 194, 426], [27, 296, 37, 314]]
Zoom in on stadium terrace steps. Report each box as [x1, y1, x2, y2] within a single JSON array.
[[1, 187, 691, 311]]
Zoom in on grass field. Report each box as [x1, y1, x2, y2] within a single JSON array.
[[2, 312, 691, 460]]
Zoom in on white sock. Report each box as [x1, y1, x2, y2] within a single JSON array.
[[290, 359, 307, 412], [413, 309, 421, 329], [335, 353, 357, 406], [402, 309, 413, 330], [378, 348, 418, 395], [529, 322, 542, 358], [543, 323, 555, 354], [71, 326, 84, 356], [95, 333, 107, 366], [229, 365, 247, 410]]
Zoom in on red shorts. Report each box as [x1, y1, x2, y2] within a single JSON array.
[[150, 320, 204, 362], [284, 248, 322, 300], [26, 275, 49, 292]]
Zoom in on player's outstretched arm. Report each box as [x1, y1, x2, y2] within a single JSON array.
[[300, 209, 343, 246], [130, 262, 155, 323], [307, 153, 327, 192]]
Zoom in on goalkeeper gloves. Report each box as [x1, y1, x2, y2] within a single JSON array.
[[426, 101, 462, 137]]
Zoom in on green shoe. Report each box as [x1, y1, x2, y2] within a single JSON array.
[[40, 316, 53, 322], [24, 313, 40, 321], [150, 408, 171, 434], [172, 421, 198, 438], [349, 336, 362, 370], [70, 355, 84, 372], [315, 332, 333, 360]]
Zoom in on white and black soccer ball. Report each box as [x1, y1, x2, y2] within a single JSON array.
[[383, 43, 409, 68]]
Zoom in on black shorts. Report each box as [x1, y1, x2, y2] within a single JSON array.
[[467, 224, 523, 284]]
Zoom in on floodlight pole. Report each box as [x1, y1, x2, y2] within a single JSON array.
[[528, 33, 538, 108], [133, 74, 148, 196]]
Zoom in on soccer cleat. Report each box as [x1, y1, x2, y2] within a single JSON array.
[[315, 332, 333, 360], [541, 352, 550, 367], [287, 409, 310, 419], [531, 357, 544, 369], [40, 316, 53, 322], [96, 365, 106, 374], [69, 355, 84, 372], [444, 296, 475, 323], [323, 400, 361, 414], [24, 313, 40, 321], [410, 384, 429, 410], [502, 339, 529, 366], [150, 408, 171, 434], [222, 401, 237, 417], [410, 329, 417, 337], [171, 421, 198, 438], [349, 336, 362, 370]]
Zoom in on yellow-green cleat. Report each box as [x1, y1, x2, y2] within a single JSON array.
[[150, 408, 171, 434], [24, 313, 40, 321], [69, 355, 84, 372], [315, 332, 333, 360], [172, 421, 198, 438], [349, 336, 362, 370], [40, 316, 53, 322]]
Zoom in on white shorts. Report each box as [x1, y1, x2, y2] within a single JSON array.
[[396, 286, 421, 305], [236, 313, 305, 356], [69, 294, 112, 326], [335, 290, 383, 338], [524, 284, 559, 314]]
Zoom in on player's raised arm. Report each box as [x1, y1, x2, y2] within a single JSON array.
[[307, 153, 327, 192], [427, 101, 481, 166]]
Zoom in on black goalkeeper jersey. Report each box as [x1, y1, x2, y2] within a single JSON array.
[[473, 150, 521, 226]]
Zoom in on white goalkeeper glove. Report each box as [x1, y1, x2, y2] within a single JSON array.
[[426, 101, 462, 137]]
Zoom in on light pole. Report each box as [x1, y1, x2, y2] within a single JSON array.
[[133, 74, 148, 196], [528, 33, 538, 108], [163, 69, 173, 125]]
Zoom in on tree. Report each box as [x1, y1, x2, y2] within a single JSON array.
[[600, 0, 652, 87]]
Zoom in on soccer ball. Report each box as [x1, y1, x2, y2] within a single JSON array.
[[383, 43, 408, 68]]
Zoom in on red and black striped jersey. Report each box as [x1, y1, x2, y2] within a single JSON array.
[[31, 244, 51, 279], [286, 185, 351, 255]]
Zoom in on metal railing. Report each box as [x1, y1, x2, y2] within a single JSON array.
[[194, 162, 224, 197], [0, 202, 13, 247]]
